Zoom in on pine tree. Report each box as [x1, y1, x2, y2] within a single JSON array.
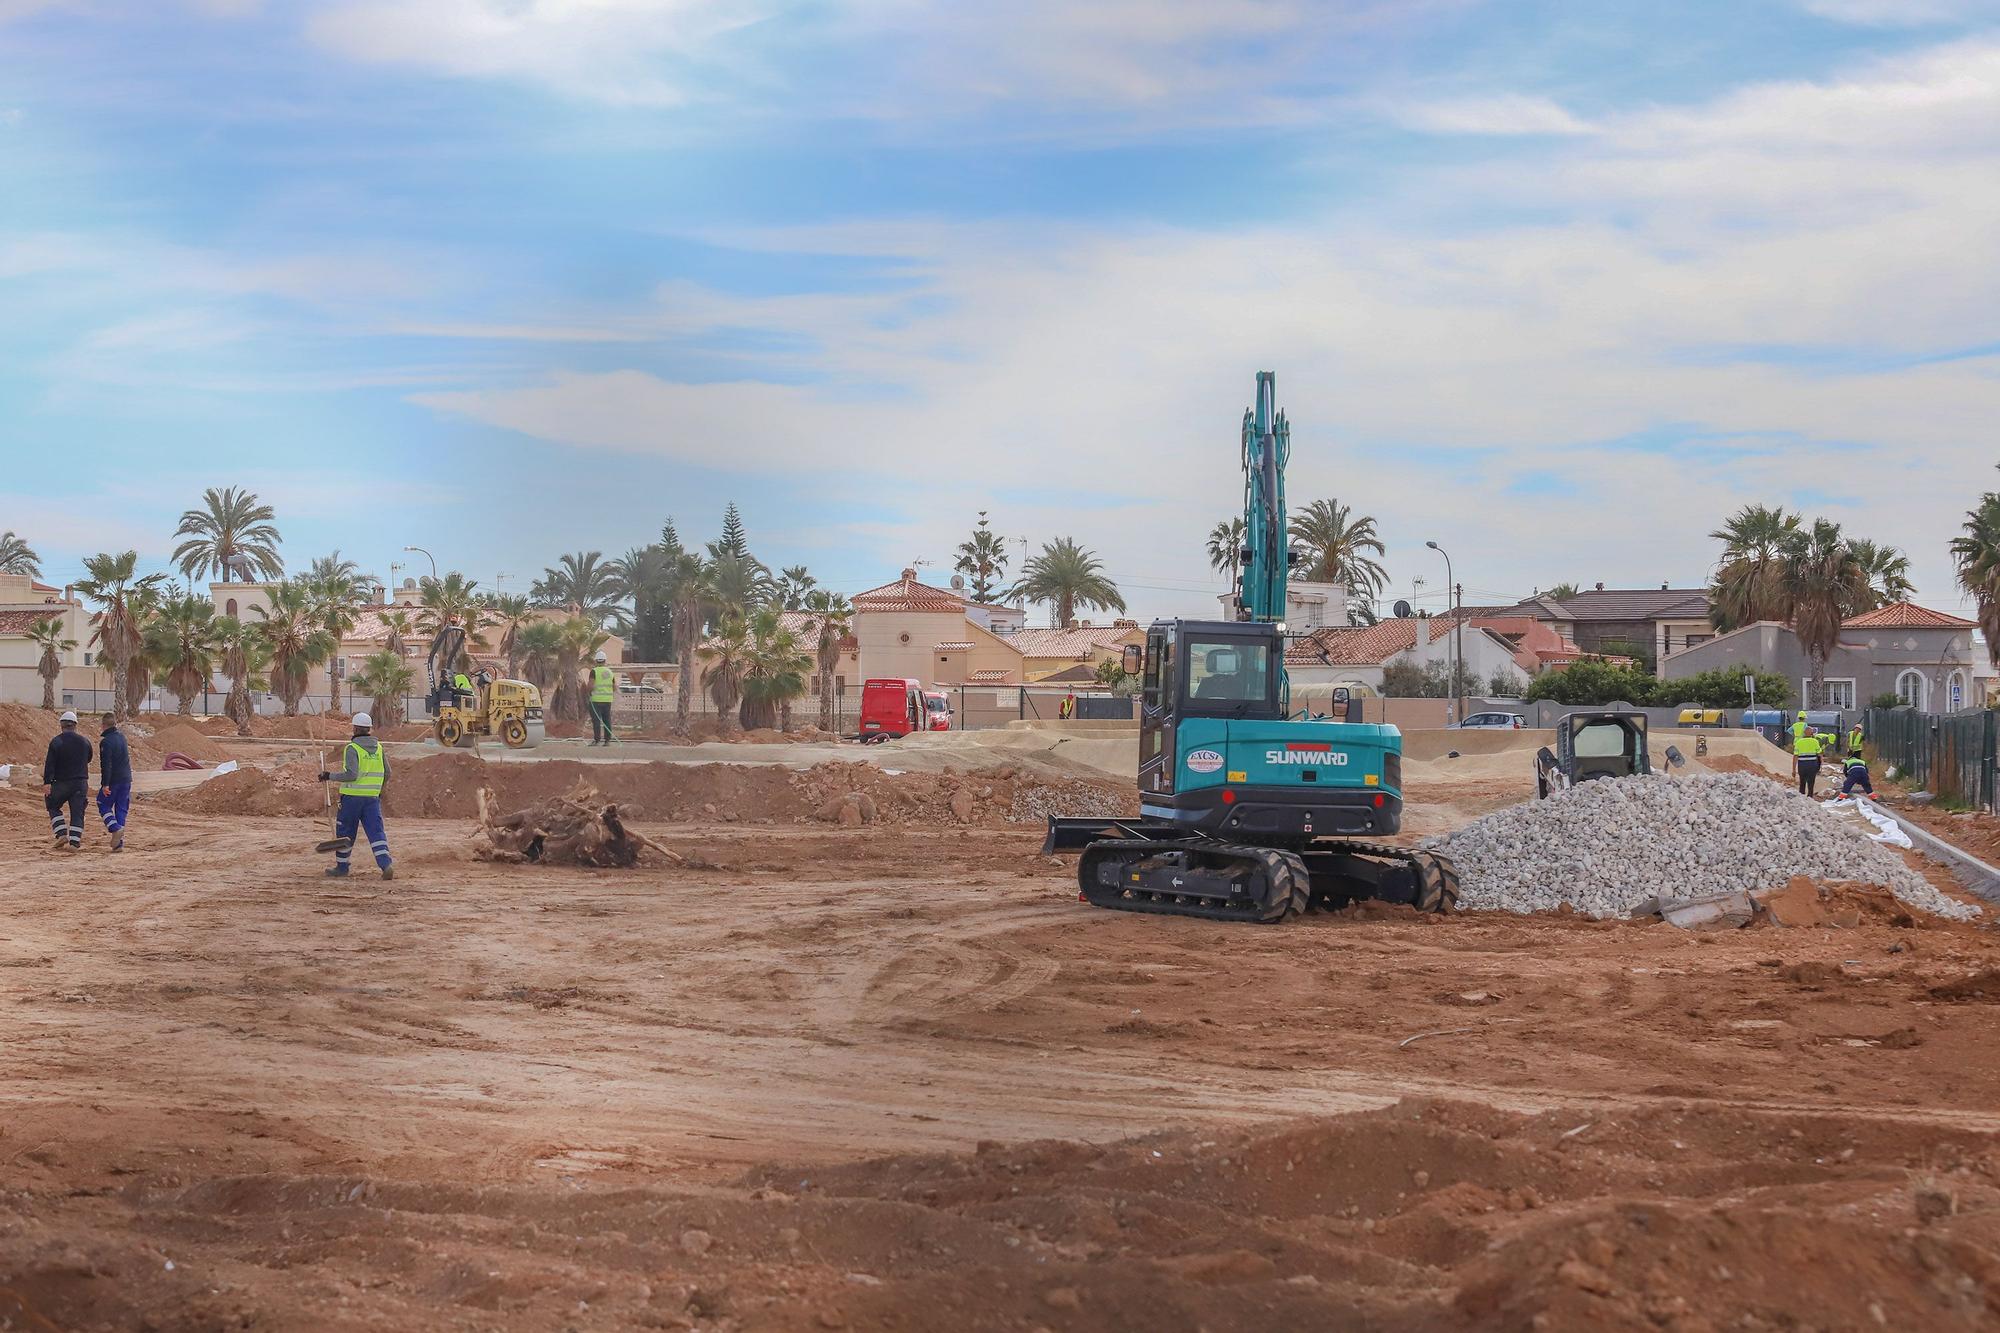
[[713, 504, 750, 560], [660, 518, 685, 559]]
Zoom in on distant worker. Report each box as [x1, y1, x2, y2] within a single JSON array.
[[42, 710, 92, 852], [452, 667, 476, 707], [589, 651, 616, 746], [1058, 691, 1076, 720], [1847, 720, 1865, 761], [1840, 753, 1874, 798], [1792, 713, 1823, 798], [96, 712, 131, 852], [318, 712, 394, 880]]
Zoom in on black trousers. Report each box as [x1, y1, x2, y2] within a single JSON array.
[[589, 699, 613, 743], [1796, 757, 1821, 796], [44, 779, 85, 847]]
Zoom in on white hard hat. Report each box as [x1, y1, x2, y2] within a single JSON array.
[[594, 651, 608, 663], [353, 712, 373, 729], [59, 710, 77, 724]]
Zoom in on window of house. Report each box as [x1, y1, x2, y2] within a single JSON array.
[[1948, 670, 1966, 712], [225, 598, 237, 617], [1896, 669, 1927, 710], [83, 651, 93, 666], [1807, 678, 1856, 709]]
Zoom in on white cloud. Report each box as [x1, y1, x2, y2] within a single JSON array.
[[404, 34, 2000, 614], [307, 0, 774, 108], [1798, 0, 2000, 25], [1392, 94, 1595, 136]]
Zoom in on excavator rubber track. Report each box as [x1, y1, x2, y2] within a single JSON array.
[[1071, 835, 1459, 924]]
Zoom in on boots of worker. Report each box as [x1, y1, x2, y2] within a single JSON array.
[[380, 866, 395, 881], [325, 866, 349, 878], [111, 830, 124, 852]]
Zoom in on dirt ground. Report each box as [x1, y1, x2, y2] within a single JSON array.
[[2, 751, 1999, 1328]]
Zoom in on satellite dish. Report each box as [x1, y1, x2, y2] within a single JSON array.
[[1392, 599, 1413, 618], [950, 574, 966, 591]]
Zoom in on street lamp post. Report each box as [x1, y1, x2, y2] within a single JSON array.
[[1425, 540, 1463, 725], [403, 546, 437, 581]]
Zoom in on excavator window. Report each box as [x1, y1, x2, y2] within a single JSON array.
[[1183, 637, 1275, 714]]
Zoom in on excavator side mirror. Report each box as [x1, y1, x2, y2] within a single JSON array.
[[1121, 644, 1142, 676]]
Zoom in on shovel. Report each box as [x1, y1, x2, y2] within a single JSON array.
[[310, 711, 353, 855]]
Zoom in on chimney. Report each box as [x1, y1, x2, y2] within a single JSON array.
[[1594, 582, 1605, 591], [1660, 580, 1668, 591], [900, 567, 916, 581]]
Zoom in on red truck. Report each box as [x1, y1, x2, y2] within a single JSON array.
[[859, 678, 951, 740]]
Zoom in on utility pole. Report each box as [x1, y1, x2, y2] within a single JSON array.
[[1425, 541, 1458, 723], [1455, 580, 1465, 722]]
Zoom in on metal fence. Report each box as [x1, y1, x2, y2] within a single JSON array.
[[1868, 707, 1996, 810]]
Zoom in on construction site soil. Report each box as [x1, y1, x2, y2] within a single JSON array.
[[3, 738, 1999, 1329]]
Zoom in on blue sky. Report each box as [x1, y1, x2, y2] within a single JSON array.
[[4, 0, 1999, 619]]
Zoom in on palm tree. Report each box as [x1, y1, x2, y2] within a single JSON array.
[[26, 616, 73, 711], [486, 593, 537, 680], [699, 613, 751, 731], [1708, 504, 1801, 631], [1952, 480, 2000, 670], [516, 621, 564, 696], [121, 580, 166, 716], [666, 552, 713, 722], [0, 531, 40, 578], [1781, 519, 1868, 709], [305, 553, 372, 712], [708, 549, 771, 612], [738, 609, 812, 730], [74, 551, 167, 722], [532, 551, 621, 628], [1291, 499, 1388, 606], [351, 651, 417, 727], [382, 609, 414, 658], [606, 546, 673, 658], [172, 486, 283, 584], [1541, 582, 1580, 602], [142, 593, 222, 716], [213, 616, 269, 736], [1847, 538, 1915, 612], [417, 572, 490, 651], [253, 580, 336, 716], [775, 565, 817, 611], [1206, 517, 1246, 591], [802, 589, 853, 731], [546, 617, 607, 723], [1007, 537, 1125, 627], [956, 512, 1010, 603]]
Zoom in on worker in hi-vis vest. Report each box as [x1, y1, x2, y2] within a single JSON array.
[[318, 712, 394, 880], [589, 651, 617, 747], [452, 668, 475, 706], [1847, 721, 1865, 760], [1791, 713, 1824, 799]]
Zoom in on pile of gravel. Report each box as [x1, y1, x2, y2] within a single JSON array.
[[1425, 772, 1978, 921]]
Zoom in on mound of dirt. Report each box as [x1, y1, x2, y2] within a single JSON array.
[[126, 720, 228, 767], [0, 703, 63, 770], [159, 754, 1132, 827]]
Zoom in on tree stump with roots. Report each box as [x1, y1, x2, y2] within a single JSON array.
[[474, 781, 683, 868]]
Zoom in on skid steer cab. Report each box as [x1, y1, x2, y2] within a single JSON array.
[[1536, 709, 1683, 798], [434, 673, 546, 750]]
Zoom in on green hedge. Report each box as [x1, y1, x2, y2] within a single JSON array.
[[1524, 661, 1791, 709]]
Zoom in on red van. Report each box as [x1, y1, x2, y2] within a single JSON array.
[[859, 678, 927, 740]]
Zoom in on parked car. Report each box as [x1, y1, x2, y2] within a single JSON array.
[[617, 681, 664, 695], [1453, 711, 1524, 730]]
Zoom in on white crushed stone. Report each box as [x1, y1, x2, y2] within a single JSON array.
[[1424, 772, 1979, 921]]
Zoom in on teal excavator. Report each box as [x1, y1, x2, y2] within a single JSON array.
[[1043, 373, 1460, 923]]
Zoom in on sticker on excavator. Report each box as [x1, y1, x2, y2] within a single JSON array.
[[1186, 749, 1224, 773]]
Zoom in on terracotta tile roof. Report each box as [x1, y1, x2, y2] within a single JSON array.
[[969, 669, 1012, 682], [852, 570, 966, 613], [1843, 601, 1976, 630], [0, 609, 67, 633], [934, 641, 974, 651], [1007, 625, 1141, 659], [1286, 620, 1421, 666]]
